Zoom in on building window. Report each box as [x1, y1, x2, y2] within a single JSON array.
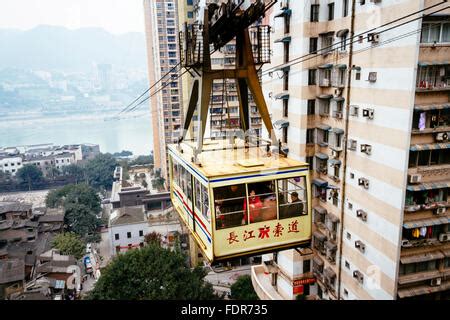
[[310, 5, 320, 22], [187, 11, 194, 19], [343, 0, 349, 17], [306, 129, 315, 144], [115, 234, 119, 240], [309, 37, 318, 54], [307, 99, 316, 115], [127, 232, 131, 239], [308, 69, 317, 85], [328, 3, 335, 21], [283, 127, 288, 144], [320, 33, 334, 55], [284, 42, 290, 63], [421, 22, 450, 44], [139, 230, 144, 237], [283, 99, 289, 117], [303, 259, 311, 273], [283, 70, 289, 90]]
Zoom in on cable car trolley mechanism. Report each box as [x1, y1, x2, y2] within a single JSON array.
[[170, 0, 312, 262]]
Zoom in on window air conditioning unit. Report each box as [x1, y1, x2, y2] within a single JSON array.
[[362, 108, 374, 119], [348, 139, 357, 151], [408, 174, 422, 184], [353, 270, 364, 283], [368, 72, 378, 82], [334, 88, 343, 97], [360, 144, 372, 155], [401, 239, 411, 247], [430, 278, 442, 286], [350, 105, 359, 116], [438, 233, 450, 242], [358, 178, 369, 189], [331, 150, 339, 159], [356, 209, 367, 222], [355, 240, 366, 253], [367, 33, 380, 43], [435, 132, 449, 142], [435, 207, 446, 215], [334, 111, 343, 119]]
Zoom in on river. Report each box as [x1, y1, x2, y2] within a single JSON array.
[[0, 110, 154, 156]]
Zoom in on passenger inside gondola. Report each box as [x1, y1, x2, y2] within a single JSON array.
[[214, 184, 246, 229], [245, 181, 277, 223], [278, 176, 307, 219]]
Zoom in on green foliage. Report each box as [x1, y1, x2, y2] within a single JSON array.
[[45, 184, 101, 241], [87, 244, 217, 300], [62, 164, 86, 184], [112, 150, 133, 157], [230, 275, 258, 300], [84, 153, 117, 190], [52, 232, 85, 260], [141, 180, 148, 189], [0, 171, 12, 183], [129, 154, 154, 166], [16, 164, 44, 190]]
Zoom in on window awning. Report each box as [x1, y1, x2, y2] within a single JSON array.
[[406, 181, 450, 191], [273, 119, 289, 129], [325, 241, 337, 250], [414, 103, 450, 111], [317, 124, 331, 131], [313, 231, 326, 241], [323, 267, 336, 279], [313, 256, 324, 266], [335, 64, 347, 69], [317, 94, 333, 99], [274, 8, 292, 18], [418, 61, 450, 67], [402, 216, 450, 229], [274, 64, 290, 72], [330, 128, 344, 134], [327, 213, 340, 223], [275, 35, 292, 43], [332, 97, 345, 102], [315, 153, 329, 160], [318, 63, 333, 69], [336, 29, 349, 37], [329, 159, 342, 166], [313, 206, 327, 214], [312, 178, 328, 188], [400, 251, 445, 264], [274, 92, 290, 100], [410, 143, 450, 151], [319, 31, 335, 36]]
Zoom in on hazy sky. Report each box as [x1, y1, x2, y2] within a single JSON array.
[[0, 0, 145, 34]]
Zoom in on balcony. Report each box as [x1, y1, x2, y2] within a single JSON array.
[[416, 62, 450, 92], [251, 265, 285, 300]]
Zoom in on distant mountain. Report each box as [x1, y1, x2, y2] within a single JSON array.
[[0, 25, 147, 71]]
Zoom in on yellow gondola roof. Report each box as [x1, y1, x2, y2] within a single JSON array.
[[168, 138, 308, 180]]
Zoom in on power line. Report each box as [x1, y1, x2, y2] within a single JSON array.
[[261, 1, 449, 76], [116, 62, 181, 115]]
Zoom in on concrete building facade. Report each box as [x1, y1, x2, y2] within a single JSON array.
[[252, 0, 450, 300]]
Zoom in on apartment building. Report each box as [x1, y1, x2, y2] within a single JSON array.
[[253, 0, 450, 300], [143, 0, 184, 181]]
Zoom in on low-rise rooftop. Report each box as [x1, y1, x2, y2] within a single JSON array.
[[110, 205, 146, 227]]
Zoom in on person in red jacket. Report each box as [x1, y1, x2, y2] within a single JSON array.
[[243, 190, 263, 224]]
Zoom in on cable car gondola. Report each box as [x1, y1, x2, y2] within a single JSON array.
[[169, 1, 311, 263]]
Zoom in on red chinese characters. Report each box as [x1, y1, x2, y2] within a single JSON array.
[[288, 220, 300, 233], [243, 230, 256, 241], [273, 223, 284, 237], [227, 231, 239, 244], [258, 225, 270, 239]]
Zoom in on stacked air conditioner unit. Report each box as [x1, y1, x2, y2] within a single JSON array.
[[438, 233, 450, 242], [353, 270, 364, 284], [360, 144, 372, 155], [355, 240, 366, 253], [356, 209, 368, 222], [435, 207, 446, 215], [435, 132, 449, 142], [350, 105, 359, 116], [408, 174, 422, 184], [362, 108, 375, 119], [358, 177, 370, 189], [348, 139, 357, 151]]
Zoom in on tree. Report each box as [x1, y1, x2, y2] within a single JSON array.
[[0, 171, 12, 183], [230, 275, 258, 300], [62, 164, 86, 184], [84, 153, 117, 190], [87, 244, 217, 300], [52, 232, 85, 260], [46, 184, 101, 241], [129, 154, 154, 166], [144, 232, 162, 246], [16, 164, 44, 191]]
